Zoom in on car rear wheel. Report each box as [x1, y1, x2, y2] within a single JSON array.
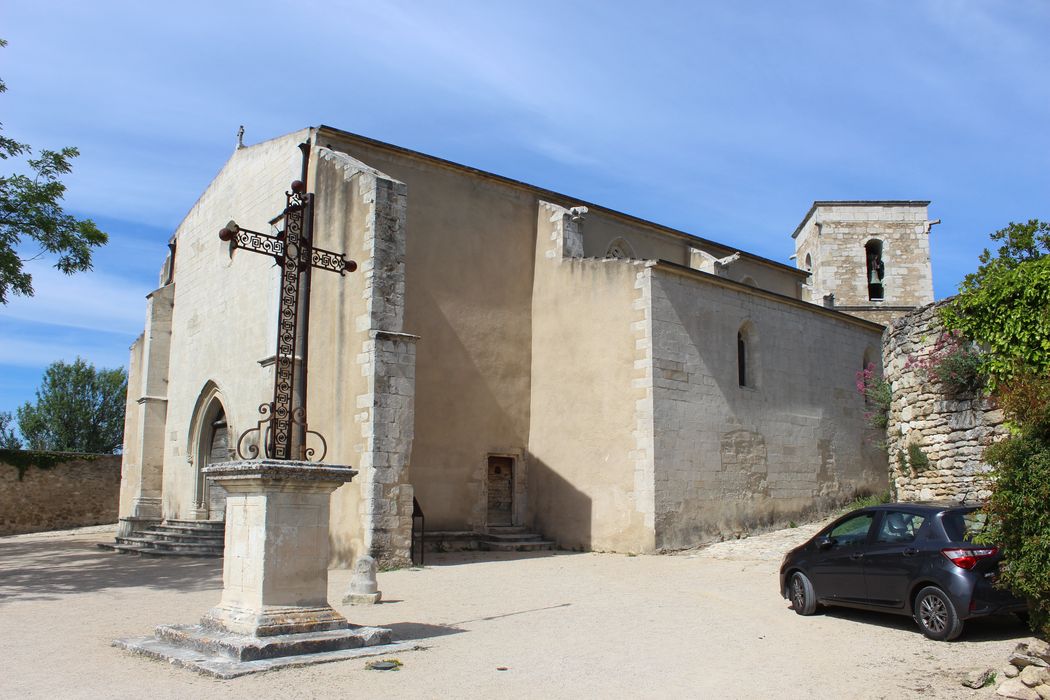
[[789, 571, 818, 616], [914, 586, 964, 641]]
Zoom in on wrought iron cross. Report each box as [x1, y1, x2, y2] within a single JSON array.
[[218, 143, 357, 462]]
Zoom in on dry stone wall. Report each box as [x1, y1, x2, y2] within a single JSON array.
[[0, 453, 121, 536], [882, 301, 1008, 503]]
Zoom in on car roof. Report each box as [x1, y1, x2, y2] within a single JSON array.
[[858, 501, 980, 514]]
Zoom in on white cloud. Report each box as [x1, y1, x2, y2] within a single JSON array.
[[1, 260, 151, 336]]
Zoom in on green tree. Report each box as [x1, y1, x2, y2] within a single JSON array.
[[0, 38, 107, 304], [17, 358, 127, 454], [940, 219, 1050, 388], [0, 411, 20, 449], [944, 219, 1050, 637]]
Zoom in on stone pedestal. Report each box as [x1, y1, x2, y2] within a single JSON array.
[[115, 460, 406, 677]]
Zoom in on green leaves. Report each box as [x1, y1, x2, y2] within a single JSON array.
[[16, 358, 127, 454], [940, 221, 1050, 389], [0, 39, 107, 304]]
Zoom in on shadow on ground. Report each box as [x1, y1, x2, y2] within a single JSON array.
[[0, 537, 221, 603], [385, 621, 465, 641], [819, 606, 1030, 643]]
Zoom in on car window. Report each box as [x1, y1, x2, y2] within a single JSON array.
[[828, 513, 874, 547], [875, 511, 925, 544], [941, 509, 986, 542]]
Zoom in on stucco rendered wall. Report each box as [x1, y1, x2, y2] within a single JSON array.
[[160, 131, 308, 521], [582, 213, 803, 298], [527, 203, 655, 552], [1, 454, 122, 536], [647, 267, 888, 549], [882, 302, 1007, 503], [325, 135, 537, 533]]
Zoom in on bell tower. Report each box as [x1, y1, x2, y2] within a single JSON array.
[[792, 201, 936, 326]]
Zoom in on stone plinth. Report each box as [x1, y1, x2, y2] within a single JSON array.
[[200, 459, 357, 636], [115, 459, 401, 676]]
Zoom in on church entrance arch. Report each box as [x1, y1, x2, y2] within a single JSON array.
[[188, 383, 233, 520]]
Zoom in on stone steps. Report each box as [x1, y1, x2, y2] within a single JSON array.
[[479, 528, 555, 552], [423, 527, 556, 553], [98, 520, 225, 558]]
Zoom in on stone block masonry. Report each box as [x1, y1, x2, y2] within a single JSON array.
[[0, 452, 122, 536], [882, 301, 1008, 503]]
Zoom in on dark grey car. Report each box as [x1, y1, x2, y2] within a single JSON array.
[[779, 502, 1027, 640]]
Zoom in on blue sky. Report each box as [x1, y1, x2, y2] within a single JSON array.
[[1, 1, 1048, 420]]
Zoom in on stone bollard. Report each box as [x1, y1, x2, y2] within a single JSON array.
[[343, 554, 382, 605]]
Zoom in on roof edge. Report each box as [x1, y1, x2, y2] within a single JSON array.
[[791, 200, 931, 239], [316, 125, 807, 278]]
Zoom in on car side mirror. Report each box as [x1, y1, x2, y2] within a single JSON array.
[[817, 537, 834, 551]]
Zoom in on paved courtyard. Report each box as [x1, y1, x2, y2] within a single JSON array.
[[0, 522, 1031, 699]]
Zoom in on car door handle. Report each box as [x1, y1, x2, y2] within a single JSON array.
[[903, 548, 918, 557], [850, 553, 864, 561]]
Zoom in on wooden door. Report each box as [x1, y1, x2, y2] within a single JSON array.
[[487, 456, 514, 526]]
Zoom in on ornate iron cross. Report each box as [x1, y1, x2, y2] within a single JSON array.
[[218, 143, 357, 462]]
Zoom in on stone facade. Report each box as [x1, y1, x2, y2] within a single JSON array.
[[882, 301, 1008, 503], [117, 126, 931, 561], [1, 453, 121, 536], [793, 201, 935, 325]]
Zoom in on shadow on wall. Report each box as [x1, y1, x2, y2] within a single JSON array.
[[0, 537, 221, 604], [527, 453, 592, 551], [409, 287, 529, 532]]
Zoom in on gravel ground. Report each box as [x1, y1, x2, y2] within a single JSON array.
[[0, 521, 1031, 699]]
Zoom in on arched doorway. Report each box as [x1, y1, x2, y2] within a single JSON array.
[[190, 385, 233, 520]]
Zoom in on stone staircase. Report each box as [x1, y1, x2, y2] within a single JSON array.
[[478, 526, 555, 553], [98, 519, 225, 558]]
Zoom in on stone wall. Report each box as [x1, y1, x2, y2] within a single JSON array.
[[793, 202, 935, 325], [647, 265, 887, 548], [0, 452, 122, 536], [882, 301, 1008, 503]]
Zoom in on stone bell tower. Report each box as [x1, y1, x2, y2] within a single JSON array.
[[792, 201, 936, 326]]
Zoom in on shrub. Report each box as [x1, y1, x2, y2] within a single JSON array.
[[977, 431, 1050, 638], [904, 331, 984, 397], [855, 363, 891, 431]]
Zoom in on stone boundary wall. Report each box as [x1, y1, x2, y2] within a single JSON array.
[[882, 301, 1008, 503], [0, 452, 122, 536]]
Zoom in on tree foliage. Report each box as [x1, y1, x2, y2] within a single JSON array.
[[978, 431, 1050, 637], [16, 358, 127, 454], [0, 411, 20, 449], [948, 219, 1050, 637], [940, 220, 1050, 388], [0, 38, 107, 304]]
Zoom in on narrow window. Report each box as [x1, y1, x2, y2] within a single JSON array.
[[738, 331, 747, 387], [865, 240, 885, 300], [804, 253, 812, 273]]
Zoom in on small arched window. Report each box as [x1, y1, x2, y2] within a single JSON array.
[[804, 253, 812, 273], [737, 331, 747, 387], [865, 240, 885, 301], [605, 237, 636, 260]]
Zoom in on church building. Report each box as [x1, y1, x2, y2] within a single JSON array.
[[115, 126, 935, 565]]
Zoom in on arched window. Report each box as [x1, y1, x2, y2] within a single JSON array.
[[738, 331, 747, 387], [804, 253, 812, 273], [605, 237, 636, 260], [865, 240, 885, 301]]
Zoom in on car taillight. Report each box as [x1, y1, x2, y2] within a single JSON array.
[[941, 547, 998, 570]]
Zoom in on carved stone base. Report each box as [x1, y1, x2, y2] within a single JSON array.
[[201, 604, 349, 637], [114, 622, 402, 678], [343, 592, 382, 606]]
